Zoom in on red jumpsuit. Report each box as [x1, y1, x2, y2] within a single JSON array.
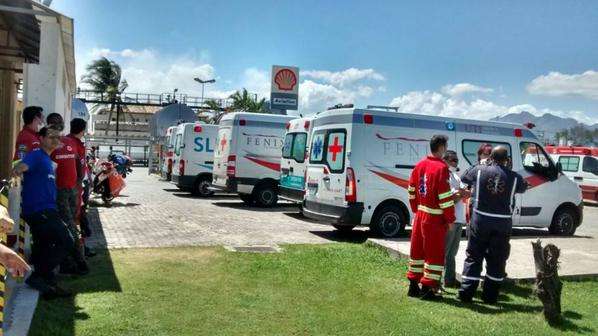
[[13, 127, 40, 162], [406, 155, 456, 288]]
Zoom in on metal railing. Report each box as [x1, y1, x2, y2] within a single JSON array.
[[75, 90, 234, 109]]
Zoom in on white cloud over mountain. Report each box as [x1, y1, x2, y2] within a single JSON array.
[[389, 84, 596, 124], [527, 70, 598, 100]]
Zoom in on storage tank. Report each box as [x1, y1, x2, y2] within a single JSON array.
[[148, 103, 197, 174]]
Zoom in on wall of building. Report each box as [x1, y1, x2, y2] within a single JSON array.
[[22, 16, 72, 122]]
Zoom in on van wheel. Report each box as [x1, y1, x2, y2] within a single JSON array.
[[240, 194, 255, 206], [333, 225, 355, 233], [549, 207, 577, 236], [192, 177, 214, 197], [371, 205, 406, 238], [254, 185, 278, 208]]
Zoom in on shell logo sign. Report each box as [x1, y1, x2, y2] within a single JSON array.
[[271, 65, 299, 111], [274, 68, 297, 91]]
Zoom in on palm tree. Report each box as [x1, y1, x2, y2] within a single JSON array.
[[229, 89, 266, 113], [82, 57, 128, 134]]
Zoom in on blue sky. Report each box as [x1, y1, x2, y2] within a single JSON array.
[[52, 0, 598, 122]]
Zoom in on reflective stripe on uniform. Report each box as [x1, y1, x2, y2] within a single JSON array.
[[424, 263, 444, 272], [407, 186, 415, 193], [474, 170, 481, 209], [424, 272, 441, 280], [409, 259, 424, 265], [439, 200, 454, 209], [408, 195, 415, 200], [486, 274, 504, 282], [474, 209, 512, 219], [409, 266, 423, 273], [461, 275, 482, 281], [417, 205, 443, 215], [438, 191, 452, 200], [509, 177, 518, 213]]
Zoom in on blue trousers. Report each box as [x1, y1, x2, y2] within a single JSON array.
[[459, 212, 511, 301]]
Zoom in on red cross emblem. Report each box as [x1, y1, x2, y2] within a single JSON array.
[[220, 135, 227, 152], [328, 136, 343, 162]]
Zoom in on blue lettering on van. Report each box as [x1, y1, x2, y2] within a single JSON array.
[[194, 137, 214, 152]]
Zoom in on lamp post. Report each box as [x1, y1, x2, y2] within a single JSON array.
[[194, 78, 216, 105]]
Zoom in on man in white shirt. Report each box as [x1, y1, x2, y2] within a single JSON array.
[[442, 150, 470, 288]]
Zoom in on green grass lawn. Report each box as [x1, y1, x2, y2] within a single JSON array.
[[30, 244, 597, 336]]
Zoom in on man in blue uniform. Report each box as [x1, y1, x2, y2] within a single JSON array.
[[457, 146, 528, 304], [12, 126, 74, 299]]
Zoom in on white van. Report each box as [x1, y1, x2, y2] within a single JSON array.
[[280, 116, 314, 203], [161, 126, 177, 180], [212, 112, 294, 207], [546, 146, 598, 203], [171, 122, 218, 196], [303, 107, 583, 237]]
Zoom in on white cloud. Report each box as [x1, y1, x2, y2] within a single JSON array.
[[441, 83, 493, 96], [527, 70, 598, 100], [389, 88, 596, 124], [90, 48, 149, 59], [302, 68, 384, 87]]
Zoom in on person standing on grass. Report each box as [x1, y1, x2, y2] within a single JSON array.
[[457, 146, 527, 304], [52, 118, 89, 275], [12, 126, 75, 299], [406, 134, 456, 301], [442, 150, 470, 288]]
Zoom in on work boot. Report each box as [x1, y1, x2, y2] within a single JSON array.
[[25, 274, 54, 295], [420, 285, 441, 301], [457, 290, 473, 303], [84, 246, 97, 257], [407, 280, 421, 297], [43, 285, 73, 300]]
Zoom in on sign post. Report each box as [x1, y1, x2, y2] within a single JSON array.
[[270, 65, 299, 112]]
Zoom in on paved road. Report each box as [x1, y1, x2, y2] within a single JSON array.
[[87, 168, 597, 249], [86, 168, 350, 248]]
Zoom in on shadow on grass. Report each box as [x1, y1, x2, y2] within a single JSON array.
[[29, 208, 122, 336], [309, 229, 370, 244], [212, 201, 299, 212]]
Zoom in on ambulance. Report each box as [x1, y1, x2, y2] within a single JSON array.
[[302, 107, 583, 237], [171, 122, 218, 196], [211, 112, 295, 207], [546, 146, 598, 203], [280, 116, 314, 203], [161, 126, 177, 180]]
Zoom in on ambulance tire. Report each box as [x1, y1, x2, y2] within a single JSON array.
[[240, 194, 256, 206], [192, 176, 214, 197], [254, 184, 278, 208], [549, 206, 578, 236], [371, 204, 406, 238]]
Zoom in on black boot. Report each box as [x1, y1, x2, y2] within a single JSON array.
[[407, 280, 421, 297], [457, 289, 473, 303], [481, 279, 501, 304], [420, 285, 441, 301]]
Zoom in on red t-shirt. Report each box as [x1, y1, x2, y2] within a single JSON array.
[[13, 127, 40, 161], [67, 134, 87, 175], [52, 136, 78, 189]]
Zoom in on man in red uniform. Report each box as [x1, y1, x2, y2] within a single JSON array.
[[13, 106, 44, 162], [52, 118, 89, 275], [407, 134, 456, 300]]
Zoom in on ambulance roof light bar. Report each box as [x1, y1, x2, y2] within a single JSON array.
[[366, 105, 399, 112]]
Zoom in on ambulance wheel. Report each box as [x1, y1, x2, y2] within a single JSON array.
[[254, 185, 278, 208], [371, 204, 406, 238], [192, 177, 214, 197], [549, 207, 577, 236], [240, 194, 255, 206]]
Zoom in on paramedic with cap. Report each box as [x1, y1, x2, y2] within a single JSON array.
[[457, 146, 528, 304], [13, 106, 44, 162], [406, 134, 456, 300]]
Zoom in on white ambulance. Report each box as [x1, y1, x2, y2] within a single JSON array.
[[212, 112, 294, 207], [546, 146, 598, 203], [280, 116, 314, 203], [171, 122, 218, 196], [161, 126, 177, 180], [302, 107, 583, 237]]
